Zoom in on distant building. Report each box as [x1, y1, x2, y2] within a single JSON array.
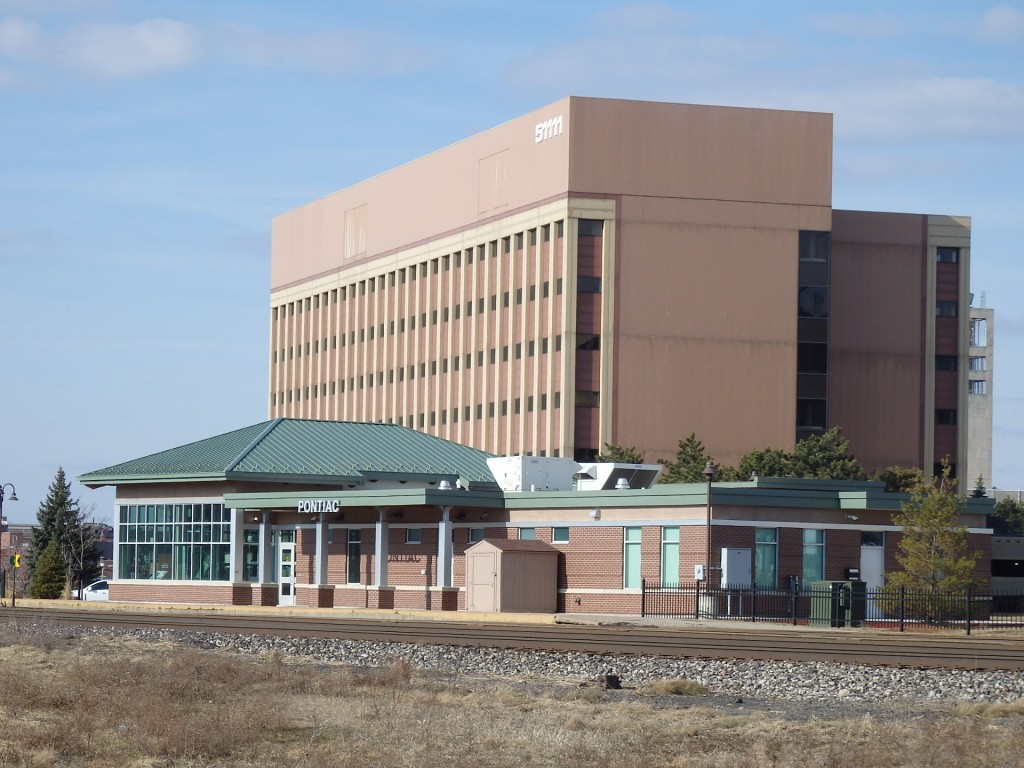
[[967, 306, 994, 490], [268, 96, 983, 479]]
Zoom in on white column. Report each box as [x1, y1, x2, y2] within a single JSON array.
[[229, 508, 245, 583], [437, 506, 453, 588], [258, 511, 273, 583], [374, 509, 389, 586], [111, 504, 120, 581], [316, 511, 329, 585]]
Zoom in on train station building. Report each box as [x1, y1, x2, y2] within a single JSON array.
[[79, 419, 994, 612]]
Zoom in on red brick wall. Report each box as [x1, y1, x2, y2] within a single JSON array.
[[113, 583, 238, 605], [825, 529, 861, 580], [559, 591, 642, 614]]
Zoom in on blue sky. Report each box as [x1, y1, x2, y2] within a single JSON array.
[[2, 1, 1023, 524]]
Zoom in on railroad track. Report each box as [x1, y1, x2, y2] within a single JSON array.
[[2, 606, 1022, 671]]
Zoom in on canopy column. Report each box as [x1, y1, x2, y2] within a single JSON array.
[[437, 506, 453, 588], [316, 511, 329, 585], [229, 508, 244, 583], [374, 509, 389, 586], [257, 511, 274, 583]]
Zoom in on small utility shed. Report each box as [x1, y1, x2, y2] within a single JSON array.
[[465, 539, 559, 613]]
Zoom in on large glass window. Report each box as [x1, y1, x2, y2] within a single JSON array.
[[118, 503, 230, 581], [623, 527, 642, 589], [802, 529, 825, 584], [347, 529, 361, 584], [661, 527, 680, 587], [755, 528, 777, 588], [243, 529, 260, 582]]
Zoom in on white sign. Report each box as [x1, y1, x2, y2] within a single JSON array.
[[297, 499, 339, 514], [535, 115, 563, 143]]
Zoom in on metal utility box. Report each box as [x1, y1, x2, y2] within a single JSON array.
[[809, 580, 867, 627], [465, 539, 559, 613], [721, 548, 752, 587]]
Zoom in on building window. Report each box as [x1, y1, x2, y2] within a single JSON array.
[[577, 276, 602, 294], [347, 529, 361, 584], [623, 527, 642, 589], [661, 527, 680, 587], [969, 380, 987, 395], [552, 527, 569, 544], [755, 528, 777, 588], [406, 528, 422, 545], [936, 246, 960, 263], [797, 343, 828, 374], [936, 355, 958, 371], [971, 318, 988, 346], [117, 503, 230, 581], [936, 301, 958, 317], [468, 528, 485, 543], [935, 409, 957, 425], [519, 527, 535, 540], [802, 529, 824, 584], [969, 356, 986, 372], [799, 231, 830, 262]]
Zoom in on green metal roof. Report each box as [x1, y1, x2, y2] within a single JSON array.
[[79, 419, 497, 487]]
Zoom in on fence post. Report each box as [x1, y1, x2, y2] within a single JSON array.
[[694, 579, 701, 620], [751, 585, 757, 624], [641, 578, 646, 618], [899, 586, 906, 633], [965, 586, 972, 636], [790, 580, 798, 626]]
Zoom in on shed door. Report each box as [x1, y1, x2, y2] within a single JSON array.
[[468, 551, 497, 612]]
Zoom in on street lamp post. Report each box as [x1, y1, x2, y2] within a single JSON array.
[[702, 461, 715, 583], [1, 483, 18, 606]]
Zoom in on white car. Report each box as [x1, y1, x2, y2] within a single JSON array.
[[77, 580, 109, 601]]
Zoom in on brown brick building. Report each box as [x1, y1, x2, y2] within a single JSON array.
[[268, 96, 983, 482]]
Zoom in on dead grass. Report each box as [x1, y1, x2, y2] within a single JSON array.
[[643, 678, 711, 697], [0, 626, 1023, 767]]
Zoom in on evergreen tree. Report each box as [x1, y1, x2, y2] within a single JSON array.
[[991, 497, 1024, 536], [28, 468, 100, 598], [873, 465, 925, 493], [971, 475, 988, 498], [737, 447, 789, 480], [595, 443, 645, 464], [28, 540, 68, 599], [658, 434, 714, 484], [887, 463, 978, 593], [786, 427, 865, 480]]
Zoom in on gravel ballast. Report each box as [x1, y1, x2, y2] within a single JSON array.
[[22, 620, 1024, 715]]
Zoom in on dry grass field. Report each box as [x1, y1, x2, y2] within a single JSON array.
[[0, 627, 1023, 767]]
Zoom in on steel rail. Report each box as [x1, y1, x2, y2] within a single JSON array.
[[2, 607, 1022, 671]]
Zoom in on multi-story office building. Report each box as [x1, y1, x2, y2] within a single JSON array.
[[268, 97, 980, 477]]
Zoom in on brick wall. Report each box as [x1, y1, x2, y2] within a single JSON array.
[[113, 583, 238, 605]]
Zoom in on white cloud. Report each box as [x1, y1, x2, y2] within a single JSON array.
[[804, 11, 902, 39], [793, 77, 1024, 142], [0, 16, 198, 79], [835, 152, 960, 182], [0, 16, 40, 57], [979, 4, 1024, 42], [59, 19, 198, 78], [220, 24, 429, 75]]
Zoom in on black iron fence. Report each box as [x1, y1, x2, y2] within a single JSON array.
[[640, 579, 1024, 635]]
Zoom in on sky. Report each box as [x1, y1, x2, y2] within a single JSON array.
[[1, 0, 1023, 525]]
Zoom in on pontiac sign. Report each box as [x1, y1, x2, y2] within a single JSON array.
[[297, 499, 340, 514]]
